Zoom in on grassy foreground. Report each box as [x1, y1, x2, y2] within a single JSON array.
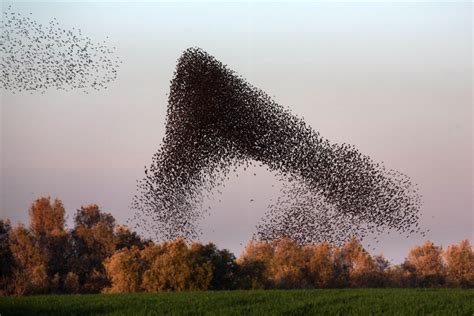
[[1, 288, 473, 316]]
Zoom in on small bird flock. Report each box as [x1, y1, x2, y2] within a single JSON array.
[[131, 48, 423, 246], [0, 6, 121, 94]]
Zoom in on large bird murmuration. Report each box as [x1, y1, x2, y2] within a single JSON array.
[[132, 48, 422, 245]]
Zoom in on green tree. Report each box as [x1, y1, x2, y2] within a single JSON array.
[[236, 259, 267, 289], [189, 242, 238, 290]]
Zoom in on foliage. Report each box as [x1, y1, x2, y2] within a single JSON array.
[[103, 246, 146, 293], [1, 198, 148, 295], [8, 225, 49, 295], [444, 239, 474, 287], [407, 241, 445, 287], [29, 197, 65, 238], [70, 204, 117, 293], [141, 239, 213, 292], [0, 219, 13, 295], [306, 242, 334, 288], [237, 240, 273, 289], [1, 196, 473, 296]]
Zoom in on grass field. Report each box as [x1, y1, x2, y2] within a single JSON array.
[[1, 288, 473, 315]]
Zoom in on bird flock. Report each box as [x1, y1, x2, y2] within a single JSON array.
[[132, 47, 423, 246], [0, 6, 120, 94]]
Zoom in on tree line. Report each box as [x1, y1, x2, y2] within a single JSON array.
[[0, 197, 472, 295]]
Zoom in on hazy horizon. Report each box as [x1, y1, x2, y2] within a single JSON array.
[[1, 1, 472, 263]]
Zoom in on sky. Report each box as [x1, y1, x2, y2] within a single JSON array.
[[1, 1, 472, 263]]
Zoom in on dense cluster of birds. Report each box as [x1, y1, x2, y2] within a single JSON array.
[[132, 47, 423, 245], [0, 6, 120, 93]]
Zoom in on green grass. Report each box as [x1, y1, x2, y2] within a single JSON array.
[[1, 289, 473, 316]]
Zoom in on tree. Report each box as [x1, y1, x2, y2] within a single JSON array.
[[71, 204, 116, 293], [141, 239, 213, 292], [373, 255, 391, 272], [74, 204, 115, 229], [28, 197, 71, 292], [236, 259, 267, 290], [237, 240, 273, 289], [114, 225, 148, 251], [385, 264, 407, 288], [189, 243, 238, 290], [269, 238, 307, 289], [407, 241, 445, 287], [103, 246, 147, 293], [332, 248, 350, 288], [306, 242, 334, 288], [367, 254, 392, 287], [335, 238, 378, 287], [238, 238, 308, 289], [444, 239, 474, 287], [29, 197, 65, 238], [8, 225, 48, 295], [0, 219, 13, 295]]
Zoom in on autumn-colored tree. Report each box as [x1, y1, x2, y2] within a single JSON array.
[[3, 195, 474, 295], [29, 197, 65, 238], [407, 241, 445, 287], [142, 239, 213, 292], [3, 197, 69, 295], [334, 238, 378, 287], [27, 197, 72, 292], [71, 204, 116, 293], [444, 239, 474, 288], [237, 238, 309, 289], [306, 242, 334, 288], [268, 238, 307, 288], [8, 225, 49, 295], [237, 240, 273, 289], [103, 246, 147, 293], [105, 241, 237, 292]]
